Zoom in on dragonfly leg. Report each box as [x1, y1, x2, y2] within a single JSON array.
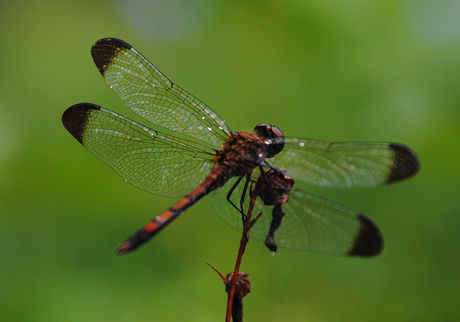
[[258, 165, 266, 176], [239, 173, 251, 214], [226, 175, 245, 215], [238, 173, 252, 226], [262, 160, 283, 176]]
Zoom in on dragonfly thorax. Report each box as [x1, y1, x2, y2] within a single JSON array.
[[215, 131, 268, 178]]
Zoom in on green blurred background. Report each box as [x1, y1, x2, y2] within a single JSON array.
[[1, 0, 459, 321]]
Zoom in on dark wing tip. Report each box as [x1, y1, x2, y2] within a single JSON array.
[[62, 103, 100, 143], [348, 214, 383, 257], [91, 38, 132, 75], [387, 143, 420, 184]]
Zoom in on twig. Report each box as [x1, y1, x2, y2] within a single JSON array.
[[225, 186, 260, 322]]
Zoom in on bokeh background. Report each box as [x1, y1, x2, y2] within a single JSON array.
[[1, 0, 459, 321]]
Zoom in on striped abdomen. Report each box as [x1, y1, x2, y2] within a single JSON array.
[[117, 166, 227, 254]]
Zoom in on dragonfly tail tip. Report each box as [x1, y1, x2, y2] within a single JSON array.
[[115, 242, 131, 255]]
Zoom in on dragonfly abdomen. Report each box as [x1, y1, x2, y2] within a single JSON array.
[[116, 166, 228, 254]]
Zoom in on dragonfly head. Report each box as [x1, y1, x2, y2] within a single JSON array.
[[253, 123, 285, 158]]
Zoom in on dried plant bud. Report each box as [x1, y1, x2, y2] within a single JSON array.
[[208, 264, 251, 322], [264, 204, 285, 252], [256, 169, 294, 252], [225, 272, 251, 322], [256, 169, 295, 206], [225, 272, 251, 298]]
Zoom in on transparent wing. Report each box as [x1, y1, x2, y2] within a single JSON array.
[[271, 137, 419, 188], [62, 103, 215, 197], [91, 38, 231, 148], [211, 177, 382, 256]]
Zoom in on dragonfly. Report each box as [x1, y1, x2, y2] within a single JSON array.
[[62, 38, 419, 257]]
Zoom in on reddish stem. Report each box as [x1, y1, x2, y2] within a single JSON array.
[[226, 187, 259, 322]]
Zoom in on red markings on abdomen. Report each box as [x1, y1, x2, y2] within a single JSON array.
[[117, 166, 228, 255], [144, 220, 159, 232], [171, 197, 191, 211]]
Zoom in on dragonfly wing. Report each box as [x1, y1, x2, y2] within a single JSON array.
[[62, 103, 214, 197], [271, 137, 419, 188], [211, 178, 382, 256], [91, 38, 230, 148], [266, 189, 382, 256]]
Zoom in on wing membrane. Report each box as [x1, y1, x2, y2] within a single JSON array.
[[270, 189, 382, 256], [271, 137, 419, 188], [211, 177, 382, 256], [91, 38, 230, 148], [62, 103, 214, 197]]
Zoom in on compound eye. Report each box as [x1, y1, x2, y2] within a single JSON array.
[[254, 124, 285, 158], [271, 126, 284, 140], [266, 125, 285, 157], [254, 123, 271, 137]]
